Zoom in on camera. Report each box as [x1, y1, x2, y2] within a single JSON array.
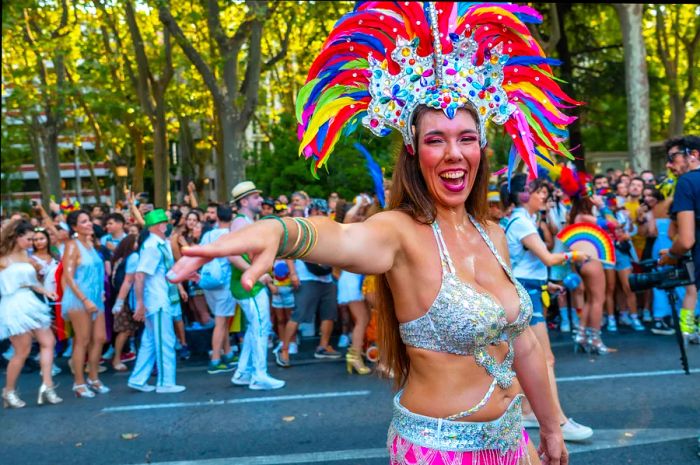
[[629, 256, 695, 292]]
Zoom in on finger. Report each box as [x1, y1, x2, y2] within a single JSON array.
[[181, 233, 251, 259], [168, 256, 210, 283], [240, 249, 276, 291]]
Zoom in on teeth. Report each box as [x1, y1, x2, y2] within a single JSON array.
[[440, 171, 465, 179]]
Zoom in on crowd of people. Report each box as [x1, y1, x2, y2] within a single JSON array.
[[1, 136, 697, 416]]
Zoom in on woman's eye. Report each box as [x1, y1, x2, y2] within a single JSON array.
[[425, 138, 443, 144]]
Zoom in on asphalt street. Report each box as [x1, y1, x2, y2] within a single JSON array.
[[1, 328, 699, 465]]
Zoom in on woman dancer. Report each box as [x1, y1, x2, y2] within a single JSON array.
[[568, 194, 611, 355], [110, 234, 141, 371], [502, 173, 592, 441], [170, 4, 574, 463], [1, 220, 63, 408], [62, 210, 109, 397]]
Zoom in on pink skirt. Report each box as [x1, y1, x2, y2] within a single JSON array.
[[389, 429, 530, 465]]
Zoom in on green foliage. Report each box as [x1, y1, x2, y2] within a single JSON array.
[[246, 112, 395, 200]]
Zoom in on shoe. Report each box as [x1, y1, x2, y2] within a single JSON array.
[[561, 418, 593, 442], [87, 378, 111, 394], [288, 342, 298, 355], [522, 412, 540, 428], [650, 319, 675, 335], [314, 346, 342, 359], [338, 334, 350, 348], [249, 374, 285, 390], [72, 384, 96, 398], [275, 350, 290, 368], [606, 316, 618, 332], [585, 328, 613, 355], [155, 385, 186, 394], [222, 353, 239, 368], [207, 360, 236, 374], [186, 322, 203, 331], [112, 362, 128, 372], [680, 308, 697, 342], [101, 346, 115, 362], [346, 347, 370, 375], [231, 371, 251, 386], [573, 327, 587, 354], [178, 345, 191, 361], [2, 346, 15, 361], [128, 382, 156, 392], [618, 313, 633, 327], [272, 341, 283, 354], [2, 388, 26, 408], [630, 315, 645, 332], [62, 340, 73, 358], [37, 383, 63, 405], [267, 337, 274, 349], [560, 318, 571, 333], [642, 309, 653, 323], [120, 352, 136, 363]]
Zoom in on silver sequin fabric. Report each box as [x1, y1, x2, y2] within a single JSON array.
[[399, 216, 533, 391]]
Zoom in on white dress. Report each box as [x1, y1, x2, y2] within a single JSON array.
[[0, 262, 52, 340]]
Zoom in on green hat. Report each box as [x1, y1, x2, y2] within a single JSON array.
[[144, 209, 168, 227]]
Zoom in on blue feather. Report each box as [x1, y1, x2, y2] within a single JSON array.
[[354, 142, 385, 208], [506, 56, 561, 66], [507, 144, 518, 190], [316, 121, 329, 153]]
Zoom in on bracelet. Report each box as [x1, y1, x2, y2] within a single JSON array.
[[281, 217, 318, 259], [262, 215, 289, 256], [283, 218, 309, 259], [295, 218, 318, 259]]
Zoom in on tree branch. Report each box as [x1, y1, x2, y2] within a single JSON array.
[[570, 44, 622, 57], [125, 0, 155, 117], [158, 3, 224, 102]]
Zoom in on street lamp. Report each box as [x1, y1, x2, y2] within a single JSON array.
[[115, 164, 128, 201]]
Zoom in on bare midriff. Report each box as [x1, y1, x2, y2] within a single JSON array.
[[399, 343, 521, 422]]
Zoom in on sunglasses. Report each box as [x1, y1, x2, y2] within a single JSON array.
[[667, 149, 687, 162]]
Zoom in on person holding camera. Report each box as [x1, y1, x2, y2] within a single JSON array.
[[660, 135, 700, 344]]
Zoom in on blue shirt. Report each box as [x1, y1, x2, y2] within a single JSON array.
[[670, 169, 700, 287], [125, 252, 139, 310], [505, 207, 548, 281], [199, 227, 233, 285], [100, 232, 126, 249]]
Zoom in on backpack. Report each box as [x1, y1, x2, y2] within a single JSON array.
[[199, 258, 228, 290], [304, 261, 332, 276]]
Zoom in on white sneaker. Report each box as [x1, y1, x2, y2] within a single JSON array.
[[630, 315, 645, 331], [272, 341, 283, 354], [642, 309, 653, 323], [102, 346, 115, 360], [288, 342, 298, 355], [155, 384, 186, 394], [606, 316, 618, 332], [128, 382, 156, 392], [249, 374, 285, 390], [560, 319, 571, 333], [561, 418, 593, 442], [2, 346, 14, 361], [619, 313, 633, 327], [338, 334, 350, 348], [231, 371, 251, 386]]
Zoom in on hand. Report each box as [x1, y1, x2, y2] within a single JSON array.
[[269, 284, 279, 295], [547, 282, 564, 295], [44, 291, 58, 301], [538, 430, 568, 465], [570, 250, 589, 263], [84, 299, 98, 314], [179, 286, 188, 302], [112, 298, 124, 314], [167, 219, 283, 291], [290, 273, 300, 289], [258, 274, 272, 285], [134, 304, 146, 322], [658, 249, 677, 266], [187, 181, 196, 193]]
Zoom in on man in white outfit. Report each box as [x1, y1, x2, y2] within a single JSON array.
[[229, 181, 285, 390], [128, 209, 187, 394]]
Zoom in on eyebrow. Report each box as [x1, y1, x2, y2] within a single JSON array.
[[423, 129, 478, 137]]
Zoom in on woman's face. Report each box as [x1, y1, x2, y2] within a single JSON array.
[[75, 213, 94, 236], [416, 109, 481, 210], [643, 189, 657, 207], [192, 221, 202, 240], [185, 213, 199, 230], [616, 183, 628, 197], [528, 186, 549, 212], [17, 232, 34, 251], [32, 232, 48, 251]]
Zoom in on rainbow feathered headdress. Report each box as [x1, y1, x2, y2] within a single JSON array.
[[297, 2, 580, 178]]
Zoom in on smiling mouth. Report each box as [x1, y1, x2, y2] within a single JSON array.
[[439, 170, 466, 191]]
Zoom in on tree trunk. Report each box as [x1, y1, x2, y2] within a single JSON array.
[[152, 101, 170, 208], [43, 125, 64, 201], [614, 4, 651, 173], [28, 123, 56, 209], [80, 146, 103, 203], [219, 106, 247, 199], [669, 95, 686, 137], [129, 126, 146, 194], [555, 3, 586, 173]]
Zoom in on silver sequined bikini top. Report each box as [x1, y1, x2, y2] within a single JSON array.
[[399, 215, 532, 390]]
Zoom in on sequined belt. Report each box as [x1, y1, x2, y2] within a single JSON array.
[[389, 391, 524, 453]]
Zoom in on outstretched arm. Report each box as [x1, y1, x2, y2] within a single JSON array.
[[167, 211, 405, 289]]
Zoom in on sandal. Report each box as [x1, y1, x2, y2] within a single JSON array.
[[112, 362, 128, 372]]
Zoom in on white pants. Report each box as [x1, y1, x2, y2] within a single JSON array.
[[236, 291, 271, 381], [128, 309, 177, 387]]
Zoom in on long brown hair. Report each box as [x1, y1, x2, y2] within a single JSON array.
[[376, 105, 490, 389], [568, 195, 593, 225], [0, 220, 34, 258]]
